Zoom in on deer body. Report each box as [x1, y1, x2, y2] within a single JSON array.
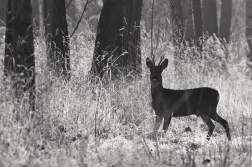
[[147, 57, 231, 141]]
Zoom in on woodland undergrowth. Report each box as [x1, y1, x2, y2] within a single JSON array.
[[0, 28, 252, 166]]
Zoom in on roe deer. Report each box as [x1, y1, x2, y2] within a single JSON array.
[[146, 57, 231, 141]]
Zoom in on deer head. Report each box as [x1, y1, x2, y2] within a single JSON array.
[[146, 57, 168, 85]]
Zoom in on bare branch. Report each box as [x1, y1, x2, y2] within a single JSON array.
[[65, 0, 73, 10]]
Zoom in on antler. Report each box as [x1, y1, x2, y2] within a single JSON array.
[[150, 55, 155, 66], [158, 55, 165, 66]]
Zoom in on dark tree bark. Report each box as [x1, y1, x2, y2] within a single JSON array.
[[91, 0, 142, 81], [44, 0, 70, 81], [170, 0, 184, 46], [181, 0, 195, 45], [219, 0, 232, 43], [202, 0, 218, 36], [192, 0, 203, 47], [4, 0, 35, 111], [122, 0, 142, 75], [247, 0, 252, 70], [91, 0, 123, 80]]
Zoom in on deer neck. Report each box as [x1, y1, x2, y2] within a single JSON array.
[[151, 81, 164, 98]]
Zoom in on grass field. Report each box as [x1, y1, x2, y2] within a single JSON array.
[[0, 28, 252, 166]]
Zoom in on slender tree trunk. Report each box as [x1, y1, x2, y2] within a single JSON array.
[[246, 0, 252, 70], [170, 0, 183, 78], [32, 0, 41, 37], [91, 0, 142, 81], [44, 0, 70, 81], [181, 0, 195, 45], [192, 0, 203, 47], [170, 0, 184, 46], [39, 0, 43, 35], [219, 0, 232, 43], [202, 0, 218, 36], [4, 0, 35, 111]]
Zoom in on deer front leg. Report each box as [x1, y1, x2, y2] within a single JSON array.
[[153, 116, 163, 138], [154, 116, 163, 132], [163, 115, 172, 133]]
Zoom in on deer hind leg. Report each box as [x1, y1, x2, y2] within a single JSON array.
[[210, 114, 231, 141], [201, 115, 215, 140]]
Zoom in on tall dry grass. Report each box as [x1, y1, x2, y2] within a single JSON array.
[[0, 26, 252, 166]]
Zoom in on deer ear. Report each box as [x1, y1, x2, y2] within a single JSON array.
[[161, 59, 168, 70], [146, 57, 153, 69]]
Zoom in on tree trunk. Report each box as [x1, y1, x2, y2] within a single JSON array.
[[122, 0, 142, 75], [202, 0, 218, 36], [181, 0, 195, 45], [44, 0, 70, 81], [170, 0, 184, 46], [219, 0, 232, 43], [91, 0, 142, 81], [170, 0, 183, 78], [32, 0, 41, 37], [4, 0, 35, 111], [246, 0, 252, 70], [192, 0, 203, 47]]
